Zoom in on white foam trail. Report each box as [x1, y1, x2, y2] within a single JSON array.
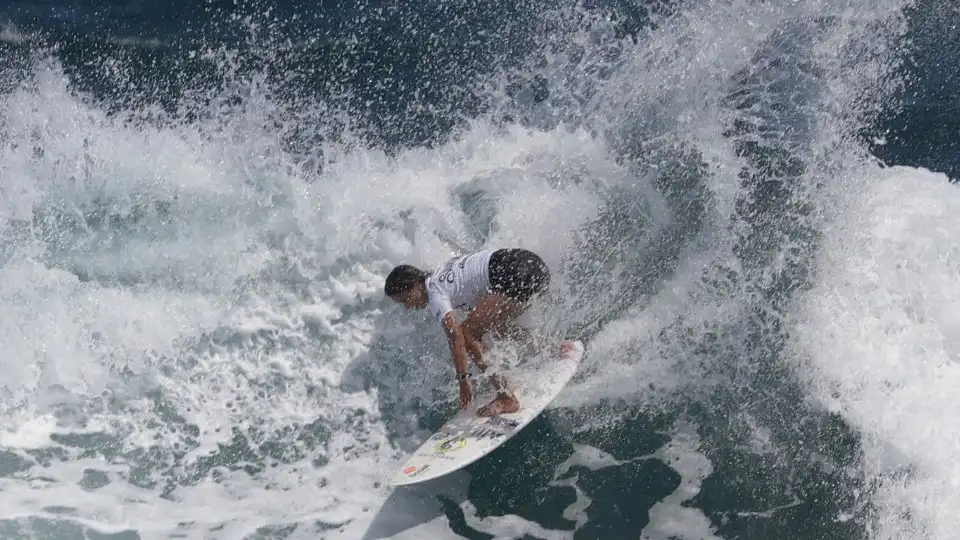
[[0, 260, 222, 414], [793, 165, 960, 540], [416, 420, 720, 540], [0, 58, 398, 538], [643, 420, 720, 540]]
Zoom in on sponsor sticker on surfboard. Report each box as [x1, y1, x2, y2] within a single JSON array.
[[389, 340, 584, 486]]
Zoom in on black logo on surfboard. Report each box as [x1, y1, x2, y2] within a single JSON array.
[[468, 415, 520, 440]]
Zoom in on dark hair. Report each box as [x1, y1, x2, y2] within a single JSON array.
[[384, 264, 428, 296]]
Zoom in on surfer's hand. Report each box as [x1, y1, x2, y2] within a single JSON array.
[[458, 379, 473, 410]]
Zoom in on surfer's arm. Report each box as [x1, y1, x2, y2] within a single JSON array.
[[441, 312, 471, 377], [442, 312, 474, 409]]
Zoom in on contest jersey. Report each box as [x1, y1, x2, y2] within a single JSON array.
[[426, 250, 494, 324]]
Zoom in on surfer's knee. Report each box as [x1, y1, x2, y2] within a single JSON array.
[[462, 323, 483, 345], [461, 306, 491, 341]]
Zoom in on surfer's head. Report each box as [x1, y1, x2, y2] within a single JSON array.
[[385, 264, 429, 309]]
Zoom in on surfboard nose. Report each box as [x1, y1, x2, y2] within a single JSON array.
[[560, 340, 581, 356]]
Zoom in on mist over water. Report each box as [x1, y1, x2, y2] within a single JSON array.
[[0, 0, 957, 539]]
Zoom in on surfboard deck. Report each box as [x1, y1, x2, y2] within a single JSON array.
[[389, 339, 585, 486]]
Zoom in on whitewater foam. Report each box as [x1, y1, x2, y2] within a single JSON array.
[[794, 165, 960, 540]]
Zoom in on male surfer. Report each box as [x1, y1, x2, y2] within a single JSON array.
[[384, 248, 561, 416]]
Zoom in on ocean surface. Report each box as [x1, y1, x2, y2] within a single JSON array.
[[1, 0, 958, 539]]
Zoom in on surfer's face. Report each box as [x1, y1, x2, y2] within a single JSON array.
[[390, 286, 427, 310]]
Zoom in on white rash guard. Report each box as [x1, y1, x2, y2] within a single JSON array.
[[426, 250, 495, 325]]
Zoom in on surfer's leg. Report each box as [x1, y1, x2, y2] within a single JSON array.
[[486, 248, 550, 336], [462, 293, 519, 367], [462, 292, 527, 381], [462, 329, 487, 368], [470, 249, 551, 417], [460, 292, 524, 416], [463, 331, 509, 398], [462, 292, 525, 344], [472, 249, 550, 342]]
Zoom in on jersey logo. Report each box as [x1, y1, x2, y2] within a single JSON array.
[[438, 260, 454, 283], [438, 257, 465, 284]]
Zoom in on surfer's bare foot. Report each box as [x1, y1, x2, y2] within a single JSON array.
[[477, 393, 519, 417], [559, 340, 576, 355]]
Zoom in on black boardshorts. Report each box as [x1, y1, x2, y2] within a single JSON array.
[[487, 248, 551, 304]]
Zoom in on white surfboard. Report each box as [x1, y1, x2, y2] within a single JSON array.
[[389, 339, 585, 486]]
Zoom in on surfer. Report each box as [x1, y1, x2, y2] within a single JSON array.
[[384, 248, 559, 416]]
